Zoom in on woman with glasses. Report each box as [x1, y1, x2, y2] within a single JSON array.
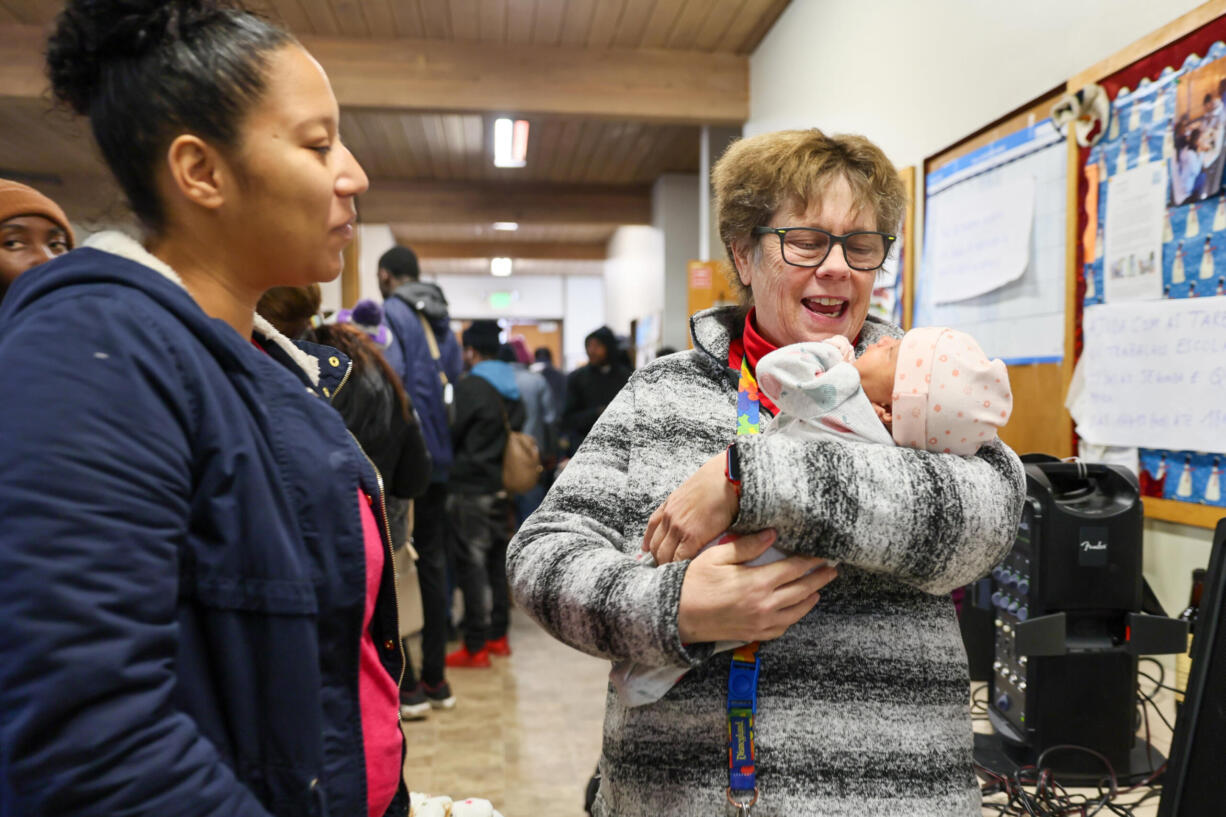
[[508, 129, 1024, 816]]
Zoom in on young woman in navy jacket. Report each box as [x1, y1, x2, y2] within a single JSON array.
[[0, 2, 410, 815]]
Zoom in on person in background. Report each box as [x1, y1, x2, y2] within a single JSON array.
[[445, 320, 525, 668], [498, 342, 554, 525], [531, 346, 567, 422], [338, 297, 398, 360], [561, 326, 631, 456], [0, 178, 74, 305], [323, 302, 456, 716], [257, 283, 321, 340], [378, 243, 461, 716], [257, 287, 432, 539], [303, 321, 432, 509], [507, 335, 533, 366], [311, 321, 452, 717], [0, 2, 407, 815]]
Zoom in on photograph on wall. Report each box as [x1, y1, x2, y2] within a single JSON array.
[[1169, 55, 1226, 205]]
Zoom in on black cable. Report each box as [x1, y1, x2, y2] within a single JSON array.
[[974, 676, 1172, 816], [1135, 683, 1177, 735], [1137, 669, 1184, 697], [1139, 656, 1165, 687]]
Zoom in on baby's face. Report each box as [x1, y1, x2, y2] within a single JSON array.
[[853, 337, 899, 407]]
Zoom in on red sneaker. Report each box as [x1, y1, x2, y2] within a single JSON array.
[[445, 645, 491, 668], [486, 636, 512, 656]]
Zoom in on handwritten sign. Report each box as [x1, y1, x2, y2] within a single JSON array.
[[1102, 162, 1167, 303], [926, 174, 1035, 304], [1071, 298, 1226, 453]]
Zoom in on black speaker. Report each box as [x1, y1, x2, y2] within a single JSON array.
[[984, 456, 1186, 779]]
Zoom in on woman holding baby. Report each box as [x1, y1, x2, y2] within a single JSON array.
[[506, 129, 1025, 817]]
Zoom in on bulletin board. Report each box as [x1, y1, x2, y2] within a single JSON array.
[[1067, 0, 1226, 529], [918, 87, 1076, 460]]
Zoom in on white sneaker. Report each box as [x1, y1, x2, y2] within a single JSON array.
[[400, 686, 431, 720], [423, 680, 457, 710]]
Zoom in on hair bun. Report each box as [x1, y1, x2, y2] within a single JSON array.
[[47, 0, 224, 115]]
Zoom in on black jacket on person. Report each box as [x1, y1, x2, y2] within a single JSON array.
[[331, 359, 432, 500], [562, 361, 631, 452], [448, 360, 525, 495]]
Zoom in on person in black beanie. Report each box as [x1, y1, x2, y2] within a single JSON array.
[[561, 326, 631, 456], [445, 320, 524, 667]]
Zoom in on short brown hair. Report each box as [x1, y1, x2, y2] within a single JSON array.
[[711, 129, 907, 305]]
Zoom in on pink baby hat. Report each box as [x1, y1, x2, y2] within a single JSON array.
[[891, 327, 1012, 456]]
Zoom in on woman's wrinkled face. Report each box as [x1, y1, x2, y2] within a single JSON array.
[[226, 45, 368, 288], [732, 175, 878, 346], [0, 215, 71, 301]]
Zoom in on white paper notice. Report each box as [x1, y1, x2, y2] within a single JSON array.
[[927, 175, 1035, 304], [1070, 298, 1226, 453], [1102, 162, 1168, 303]]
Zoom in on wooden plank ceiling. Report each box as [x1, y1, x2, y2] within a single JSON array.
[[0, 0, 790, 276]]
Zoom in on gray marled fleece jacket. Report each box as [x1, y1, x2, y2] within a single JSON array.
[[507, 306, 1025, 817]]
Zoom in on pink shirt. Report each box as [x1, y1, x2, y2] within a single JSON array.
[[357, 490, 402, 817]]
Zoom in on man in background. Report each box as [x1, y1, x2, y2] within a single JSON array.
[[561, 326, 630, 456], [445, 321, 524, 667], [378, 244, 461, 715]]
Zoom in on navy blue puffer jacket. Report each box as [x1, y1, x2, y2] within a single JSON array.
[[0, 233, 408, 817]]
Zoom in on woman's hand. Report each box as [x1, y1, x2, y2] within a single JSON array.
[[677, 530, 838, 644], [643, 451, 738, 563]]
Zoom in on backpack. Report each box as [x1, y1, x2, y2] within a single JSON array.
[[494, 396, 543, 495]]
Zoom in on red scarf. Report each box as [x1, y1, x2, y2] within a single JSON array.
[[727, 308, 781, 416]]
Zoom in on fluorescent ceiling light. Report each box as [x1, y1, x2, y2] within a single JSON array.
[[490, 257, 513, 277], [493, 118, 529, 168], [492, 221, 519, 231]]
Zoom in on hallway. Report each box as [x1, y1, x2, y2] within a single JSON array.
[[402, 610, 608, 817]]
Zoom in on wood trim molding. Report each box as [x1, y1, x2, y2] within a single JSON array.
[[1062, 133, 1081, 431], [401, 239, 607, 260], [301, 34, 747, 124], [925, 86, 1067, 174], [0, 24, 747, 124], [359, 180, 651, 225], [899, 165, 917, 331], [1143, 497, 1226, 530], [340, 231, 360, 309], [1068, 0, 1226, 91]]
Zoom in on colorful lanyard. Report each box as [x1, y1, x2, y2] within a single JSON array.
[[727, 356, 762, 814]]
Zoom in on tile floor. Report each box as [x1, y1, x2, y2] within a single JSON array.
[[400, 612, 1175, 817], [400, 610, 607, 817]]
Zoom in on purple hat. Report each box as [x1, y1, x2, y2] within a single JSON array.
[[337, 299, 391, 347]]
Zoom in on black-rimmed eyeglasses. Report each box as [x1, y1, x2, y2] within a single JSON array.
[[752, 226, 896, 271]]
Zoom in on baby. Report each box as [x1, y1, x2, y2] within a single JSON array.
[[610, 326, 1013, 707]]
